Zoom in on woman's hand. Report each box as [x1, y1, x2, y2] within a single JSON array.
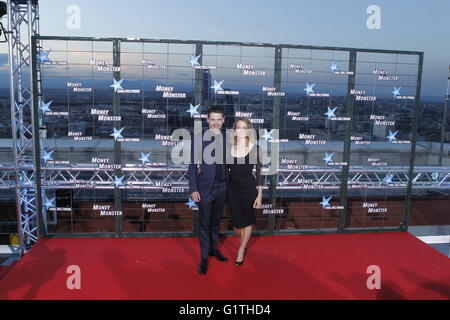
[[253, 194, 262, 209]]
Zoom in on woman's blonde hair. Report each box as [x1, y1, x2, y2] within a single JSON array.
[[231, 118, 256, 148]]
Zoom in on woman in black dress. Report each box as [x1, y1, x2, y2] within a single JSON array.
[[226, 118, 263, 266]]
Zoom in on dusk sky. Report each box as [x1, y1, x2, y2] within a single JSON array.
[[0, 0, 449, 99]]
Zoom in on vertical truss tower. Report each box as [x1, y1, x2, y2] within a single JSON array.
[[7, 0, 40, 255]]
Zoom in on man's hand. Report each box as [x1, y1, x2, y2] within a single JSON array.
[[191, 192, 201, 203]]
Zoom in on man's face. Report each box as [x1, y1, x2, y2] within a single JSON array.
[[207, 112, 225, 133]]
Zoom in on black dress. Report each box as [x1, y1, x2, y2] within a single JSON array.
[[226, 144, 263, 228]]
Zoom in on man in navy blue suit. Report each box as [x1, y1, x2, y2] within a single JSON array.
[[189, 107, 229, 275]]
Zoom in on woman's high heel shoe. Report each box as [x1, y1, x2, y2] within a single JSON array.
[[235, 247, 247, 266]]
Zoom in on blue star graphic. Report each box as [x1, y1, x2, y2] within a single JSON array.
[[110, 127, 125, 141], [43, 196, 56, 210], [40, 100, 53, 113], [383, 173, 394, 184], [304, 83, 315, 95], [37, 50, 51, 64], [113, 175, 125, 188], [329, 61, 339, 72], [185, 197, 198, 209], [431, 172, 439, 181], [322, 152, 335, 164], [42, 150, 54, 162], [211, 80, 224, 94], [110, 79, 124, 92], [188, 54, 201, 67], [386, 130, 398, 142], [392, 86, 402, 97], [262, 129, 273, 141], [320, 196, 332, 209], [186, 103, 200, 117], [138, 152, 152, 165], [324, 107, 337, 119]]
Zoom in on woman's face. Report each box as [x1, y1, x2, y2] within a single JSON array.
[[235, 120, 250, 138]]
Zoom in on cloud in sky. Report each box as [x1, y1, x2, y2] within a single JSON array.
[[0, 54, 8, 89], [0, 53, 8, 66], [1, 1, 449, 98]]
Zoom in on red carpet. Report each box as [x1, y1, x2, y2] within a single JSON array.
[[0, 232, 449, 300]]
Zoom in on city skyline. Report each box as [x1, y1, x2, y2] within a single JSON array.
[[0, 0, 449, 100]]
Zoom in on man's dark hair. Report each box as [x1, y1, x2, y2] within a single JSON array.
[[207, 106, 225, 118]]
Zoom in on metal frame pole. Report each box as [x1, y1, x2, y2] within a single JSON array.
[[401, 53, 424, 231], [192, 43, 203, 237], [113, 39, 122, 235], [30, 35, 44, 237], [268, 46, 282, 235], [438, 67, 449, 166], [338, 50, 357, 232]]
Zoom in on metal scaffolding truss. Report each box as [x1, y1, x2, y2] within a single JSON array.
[[32, 166, 450, 191], [6, 0, 41, 254], [0, 166, 448, 190]]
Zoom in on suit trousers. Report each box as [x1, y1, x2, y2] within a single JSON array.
[[198, 179, 227, 260]]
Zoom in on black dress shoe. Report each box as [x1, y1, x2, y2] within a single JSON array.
[[235, 248, 247, 266], [209, 249, 228, 262], [197, 259, 208, 275]]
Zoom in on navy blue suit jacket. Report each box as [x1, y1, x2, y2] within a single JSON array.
[[188, 129, 228, 198]]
